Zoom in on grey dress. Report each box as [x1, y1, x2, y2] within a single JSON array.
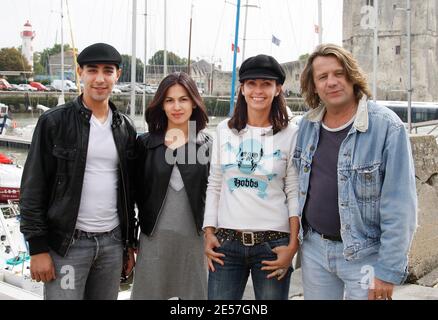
[[131, 166, 208, 300]]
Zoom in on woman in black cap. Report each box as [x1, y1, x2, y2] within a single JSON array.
[[131, 72, 211, 300], [203, 54, 300, 300]]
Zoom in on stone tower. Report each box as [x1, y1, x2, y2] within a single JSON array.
[[343, 0, 438, 101]]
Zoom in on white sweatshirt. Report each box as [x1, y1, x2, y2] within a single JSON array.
[[203, 119, 299, 233]]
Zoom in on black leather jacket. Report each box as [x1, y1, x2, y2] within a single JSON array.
[[135, 132, 211, 236], [19, 96, 137, 257]]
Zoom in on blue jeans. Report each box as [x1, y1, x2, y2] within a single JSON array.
[[208, 235, 292, 300], [301, 228, 378, 300], [44, 226, 123, 300]]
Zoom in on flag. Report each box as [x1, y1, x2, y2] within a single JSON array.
[[314, 24, 320, 34], [231, 43, 240, 53], [271, 35, 281, 47]]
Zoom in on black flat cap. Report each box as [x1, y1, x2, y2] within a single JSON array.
[[77, 43, 122, 68], [239, 54, 286, 84]]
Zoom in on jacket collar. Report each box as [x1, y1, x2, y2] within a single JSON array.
[[74, 95, 122, 127], [304, 95, 369, 133], [147, 132, 166, 149]]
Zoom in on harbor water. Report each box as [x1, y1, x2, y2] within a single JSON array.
[[0, 113, 228, 165]]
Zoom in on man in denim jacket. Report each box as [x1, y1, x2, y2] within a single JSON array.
[[294, 44, 417, 300]]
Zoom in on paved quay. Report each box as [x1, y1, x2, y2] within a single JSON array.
[[242, 268, 438, 300]]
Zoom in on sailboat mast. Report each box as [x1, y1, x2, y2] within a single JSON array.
[[131, 0, 137, 118], [61, 0, 65, 102], [242, 0, 249, 61], [143, 0, 148, 131], [164, 0, 168, 77], [318, 0, 323, 45], [229, 0, 242, 115], [65, 0, 81, 95], [187, 1, 194, 75], [373, 0, 379, 103], [407, 0, 412, 133]]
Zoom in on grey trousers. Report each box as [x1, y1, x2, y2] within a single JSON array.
[[44, 226, 123, 300]]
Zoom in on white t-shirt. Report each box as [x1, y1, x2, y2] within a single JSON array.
[[202, 119, 299, 233], [76, 108, 120, 232]]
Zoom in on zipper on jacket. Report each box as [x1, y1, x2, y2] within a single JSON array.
[[119, 162, 130, 248], [112, 126, 131, 249], [65, 109, 90, 256]]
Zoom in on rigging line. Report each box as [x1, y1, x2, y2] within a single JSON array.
[[27, 0, 31, 19], [313, 0, 320, 47], [108, 0, 116, 38], [325, 1, 341, 41], [65, 0, 81, 94], [240, 37, 271, 41], [40, 0, 54, 51], [286, 0, 300, 60], [211, 0, 227, 61], [123, 0, 131, 54], [100, 0, 108, 41], [257, 0, 274, 55], [87, 0, 98, 39]]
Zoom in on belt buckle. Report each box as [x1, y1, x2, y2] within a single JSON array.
[[242, 232, 255, 246]]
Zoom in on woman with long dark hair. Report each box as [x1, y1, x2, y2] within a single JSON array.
[[203, 55, 300, 300], [131, 72, 211, 300]]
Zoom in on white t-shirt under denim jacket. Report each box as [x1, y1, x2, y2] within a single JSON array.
[[203, 119, 299, 233]]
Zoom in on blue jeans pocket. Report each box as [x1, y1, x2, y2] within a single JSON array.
[[263, 237, 290, 252], [262, 237, 294, 272]]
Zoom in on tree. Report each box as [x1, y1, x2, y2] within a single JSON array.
[[34, 44, 74, 75], [119, 54, 145, 83], [299, 53, 310, 61], [148, 50, 188, 66], [0, 47, 31, 71], [33, 52, 45, 75]]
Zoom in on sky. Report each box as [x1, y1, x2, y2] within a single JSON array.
[[0, 0, 343, 71]]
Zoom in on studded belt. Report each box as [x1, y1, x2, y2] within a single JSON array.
[[216, 228, 289, 247]]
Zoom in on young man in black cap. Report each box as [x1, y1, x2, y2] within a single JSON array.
[[20, 43, 137, 300]]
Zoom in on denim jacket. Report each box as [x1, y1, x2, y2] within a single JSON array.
[[293, 96, 417, 285]]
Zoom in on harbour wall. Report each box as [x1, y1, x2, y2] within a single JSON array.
[[409, 134, 438, 283], [0, 92, 308, 117]]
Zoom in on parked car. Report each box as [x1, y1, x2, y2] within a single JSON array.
[[119, 84, 144, 94], [10, 84, 24, 91], [30, 82, 49, 92], [51, 79, 78, 92], [0, 79, 12, 91], [143, 85, 156, 94], [17, 84, 37, 91], [45, 85, 59, 92]]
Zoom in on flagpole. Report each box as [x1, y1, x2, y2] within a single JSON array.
[[372, 0, 378, 103], [242, 0, 249, 61], [164, 0, 168, 77], [130, 0, 137, 118], [229, 0, 242, 116], [407, 0, 412, 133]]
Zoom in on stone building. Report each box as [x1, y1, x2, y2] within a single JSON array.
[[343, 0, 438, 101], [282, 59, 307, 97], [143, 60, 233, 96], [48, 49, 76, 81]]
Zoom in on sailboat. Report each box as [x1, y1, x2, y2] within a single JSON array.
[[0, 201, 43, 299]]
